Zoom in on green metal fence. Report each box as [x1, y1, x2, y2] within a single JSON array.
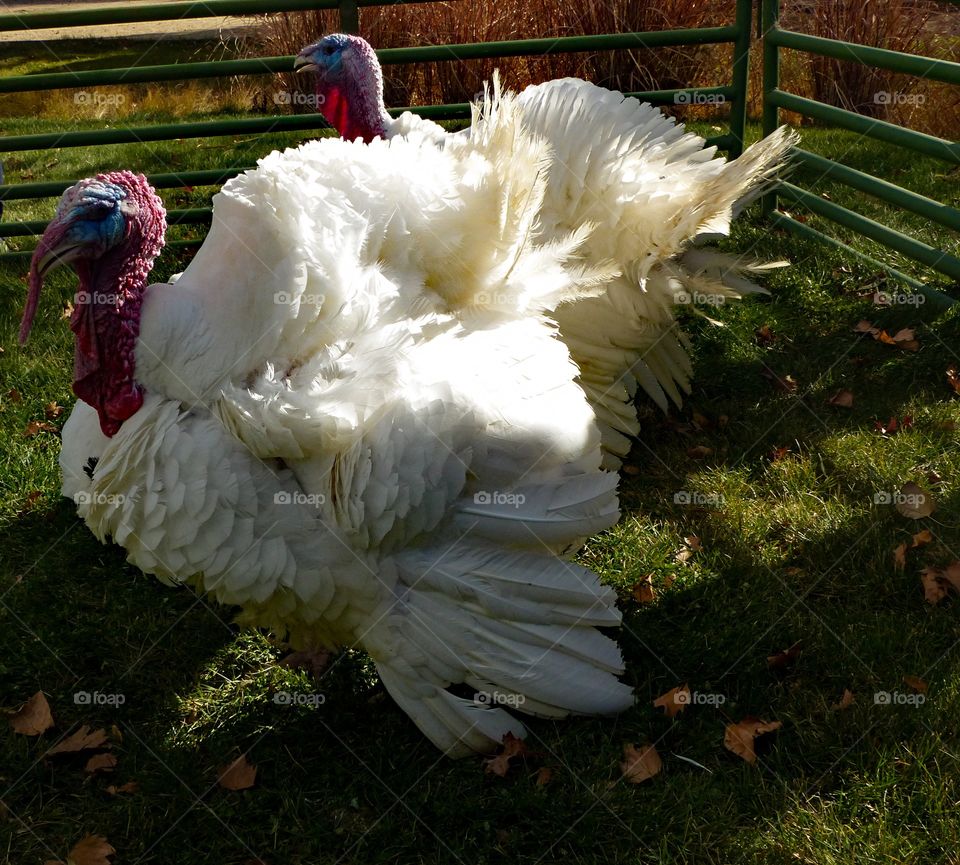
[[0, 0, 755, 260], [761, 0, 960, 310]]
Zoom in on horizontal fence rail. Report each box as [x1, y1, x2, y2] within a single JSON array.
[[0, 0, 755, 258], [762, 0, 959, 308]]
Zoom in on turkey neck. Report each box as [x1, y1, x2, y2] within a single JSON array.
[[71, 238, 153, 436], [315, 75, 391, 142]]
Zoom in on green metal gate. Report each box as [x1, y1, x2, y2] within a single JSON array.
[[761, 0, 960, 309]]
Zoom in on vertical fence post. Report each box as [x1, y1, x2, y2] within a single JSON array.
[[339, 0, 359, 34], [728, 0, 753, 158], [761, 0, 780, 215]]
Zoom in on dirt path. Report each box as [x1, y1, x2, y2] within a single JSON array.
[[0, 0, 260, 42]]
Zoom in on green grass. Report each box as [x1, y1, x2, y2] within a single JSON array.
[[2, 119, 960, 864]]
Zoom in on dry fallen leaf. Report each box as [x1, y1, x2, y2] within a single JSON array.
[[854, 319, 878, 334], [940, 561, 960, 592], [47, 725, 110, 756], [767, 641, 802, 670], [62, 300, 74, 320], [84, 753, 117, 774], [921, 567, 950, 605], [896, 482, 935, 519], [724, 718, 782, 764], [903, 675, 927, 694], [9, 691, 54, 736], [761, 367, 798, 393], [686, 445, 714, 459], [5, 387, 22, 404], [947, 366, 960, 395], [218, 754, 257, 790], [891, 327, 920, 351], [104, 781, 138, 796], [827, 389, 854, 408], [893, 543, 908, 571], [685, 536, 702, 552], [632, 575, 656, 604], [911, 529, 934, 549], [769, 445, 791, 462], [653, 684, 690, 719], [831, 689, 855, 711], [44, 401, 64, 420], [535, 766, 553, 787], [755, 324, 775, 346], [620, 743, 662, 783], [483, 732, 530, 777], [279, 648, 332, 680], [24, 420, 58, 437], [64, 834, 114, 865], [855, 321, 919, 351]]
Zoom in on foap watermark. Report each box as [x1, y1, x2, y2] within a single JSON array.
[[674, 490, 724, 507], [273, 690, 326, 707], [73, 491, 125, 506], [675, 689, 726, 707], [273, 91, 326, 108], [874, 490, 928, 507], [474, 490, 526, 508], [674, 91, 726, 106], [874, 290, 925, 307], [75, 91, 126, 108], [874, 91, 926, 106], [874, 690, 925, 707], [75, 690, 126, 707], [76, 290, 122, 306], [273, 291, 325, 306], [674, 289, 726, 307], [474, 690, 526, 709], [274, 490, 326, 507]]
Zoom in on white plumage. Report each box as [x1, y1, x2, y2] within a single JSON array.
[[43, 78, 794, 755]]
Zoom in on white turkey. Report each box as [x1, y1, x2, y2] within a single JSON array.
[[295, 34, 797, 466], [21, 89, 641, 756]]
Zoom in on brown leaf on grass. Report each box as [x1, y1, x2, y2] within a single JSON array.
[[890, 327, 920, 351], [5, 387, 22, 404], [754, 325, 775, 346], [691, 410, 712, 430], [44, 401, 64, 420], [674, 536, 701, 565], [62, 300, 74, 320], [947, 366, 960, 395], [761, 367, 798, 393], [621, 463, 641, 476], [921, 567, 950, 605], [893, 543, 908, 571], [278, 647, 332, 680], [64, 834, 115, 865], [940, 561, 960, 592], [911, 529, 934, 549], [620, 743, 662, 783], [9, 691, 54, 736], [827, 389, 854, 408], [903, 675, 927, 694], [896, 482, 935, 519], [767, 641, 802, 670], [632, 575, 656, 604], [769, 445, 792, 462], [685, 536, 702, 552], [723, 718, 782, 764], [831, 689, 855, 711], [84, 753, 117, 774], [218, 754, 257, 790], [686, 445, 714, 459], [875, 415, 913, 436], [104, 781, 138, 796], [47, 725, 110, 756], [24, 420, 58, 437], [483, 732, 530, 777], [854, 321, 919, 351], [535, 766, 553, 787], [653, 684, 690, 719]]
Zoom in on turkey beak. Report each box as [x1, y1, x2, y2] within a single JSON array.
[[19, 217, 79, 345], [294, 51, 320, 75]]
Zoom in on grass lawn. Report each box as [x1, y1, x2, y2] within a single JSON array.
[[1, 112, 960, 864]]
